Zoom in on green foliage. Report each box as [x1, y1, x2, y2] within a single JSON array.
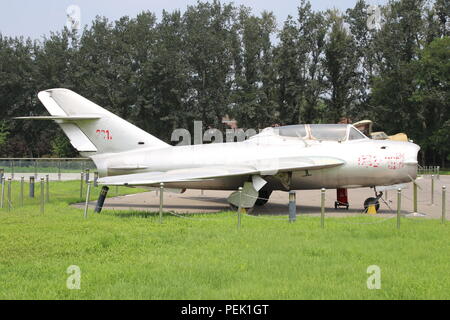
[[411, 37, 450, 162], [0, 121, 9, 147], [51, 133, 75, 158], [0, 0, 448, 165], [324, 10, 359, 122]]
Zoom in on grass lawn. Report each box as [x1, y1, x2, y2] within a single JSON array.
[[0, 180, 449, 300]]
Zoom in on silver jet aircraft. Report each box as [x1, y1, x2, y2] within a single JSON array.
[[17, 89, 420, 211]]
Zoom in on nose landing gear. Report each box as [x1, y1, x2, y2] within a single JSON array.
[[364, 188, 383, 212]]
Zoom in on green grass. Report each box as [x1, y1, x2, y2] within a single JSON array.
[[0, 181, 449, 300]]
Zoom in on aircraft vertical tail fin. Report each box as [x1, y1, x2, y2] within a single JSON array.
[[33, 89, 169, 155]]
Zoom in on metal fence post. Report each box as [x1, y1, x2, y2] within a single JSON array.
[[237, 187, 242, 229], [34, 160, 37, 179], [80, 172, 84, 199], [29, 176, 35, 198], [20, 177, 24, 206], [397, 188, 402, 229], [159, 183, 164, 224], [46, 174, 50, 203], [7, 178, 11, 211], [94, 172, 99, 187], [431, 175, 435, 205], [321, 188, 326, 228], [84, 181, 92, 219], [58, 160, 61, 181], [442, 186, 447, 225], [288, 191, 296, 223], [85, 169, 90, 183], [0, 177, 4, 209], [413, 182, 418, 214], [0, 168, 3, 181], [10, 161, 14, 179], [40, 178, 44, 214]]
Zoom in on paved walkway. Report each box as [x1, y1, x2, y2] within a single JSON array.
[[74, 175, 449, 219]]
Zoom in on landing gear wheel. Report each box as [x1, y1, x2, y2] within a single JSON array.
[[364, 197, 380, 211], [255, 190, 272, 206]]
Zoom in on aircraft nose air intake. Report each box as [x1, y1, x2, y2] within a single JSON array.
[[404, 143, 420, 165]]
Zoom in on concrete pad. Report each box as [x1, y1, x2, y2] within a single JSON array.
[[74, 175, 449, 219]]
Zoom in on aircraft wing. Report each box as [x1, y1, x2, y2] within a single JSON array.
[[97, 156, 344, 186]]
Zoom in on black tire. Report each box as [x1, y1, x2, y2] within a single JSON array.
[[255, 190, 272, 206], [364, 197, 380, 211]]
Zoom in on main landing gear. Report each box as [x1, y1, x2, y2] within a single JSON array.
[[334, 187, 384, 212], [228, 188, 272, 213], [255, 190, 272, 206], [364, 188, 383, 212], [335, 188, 349, 210]]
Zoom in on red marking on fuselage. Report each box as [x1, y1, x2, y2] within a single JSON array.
[[96, 129, 112, 140], [357, 154, 380, 168]]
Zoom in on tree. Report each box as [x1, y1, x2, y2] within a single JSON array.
[[51, 132, 76, 158], [345, 0, 379, 121], [0, 121, 9, 148], [275, 0, 327, 124], [142, 10, 192, 141], [182, 1, 237, 131], [411, 37, 450, 166], [371, 0, 426, 135], [232, 9, 278, 128], [323, 10, 359, 123]]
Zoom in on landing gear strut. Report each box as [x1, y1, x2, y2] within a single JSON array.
[[364, 188, 383, 212], [335, 188, 349, 210]]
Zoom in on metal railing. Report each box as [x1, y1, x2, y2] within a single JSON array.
[[0, 158, 96, 179], [418, 165, 440, 176]]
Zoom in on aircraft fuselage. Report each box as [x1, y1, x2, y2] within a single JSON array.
[[89, 137, 419, 191]]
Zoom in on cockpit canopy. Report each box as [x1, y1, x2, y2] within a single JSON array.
[[274, 124, 367, 142]]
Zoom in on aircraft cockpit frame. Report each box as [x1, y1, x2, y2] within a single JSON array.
[[272, 124, 368, 142]]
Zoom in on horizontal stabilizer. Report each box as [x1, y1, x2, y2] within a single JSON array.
[[108, 165, 150, 170], [14, 115, 101, 121]]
